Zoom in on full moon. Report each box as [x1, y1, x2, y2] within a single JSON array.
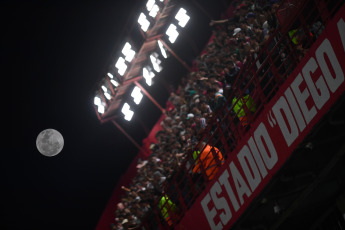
[[36, 129, 64, 157]]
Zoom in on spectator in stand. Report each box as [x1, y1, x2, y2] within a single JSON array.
[[232, 88, 256, 127], [112, 1, 290, 228], [192, 142, 225, 181]]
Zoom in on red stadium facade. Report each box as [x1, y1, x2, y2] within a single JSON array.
[[176, 5, 345, 229], [97, 0, 345, 229]]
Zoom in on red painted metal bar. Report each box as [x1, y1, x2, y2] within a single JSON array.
[[134, 81, 165, 113], [106, 77, 116, 96], [158, 38, 193, 72], [122, 76, 143, 86], [110, 119, 148, 155]]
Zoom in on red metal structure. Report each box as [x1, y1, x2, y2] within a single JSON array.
[[140, 0, 345, 229], [93, 0, 196, 154]]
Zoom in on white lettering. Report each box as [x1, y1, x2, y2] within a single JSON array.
[[315, 39, 344, 93], [248, 137, 268, 179], [302, 57, 330, 109], [219, 170, 240, 212], [272, 96, 299, 146], [201, 193, 222, 230], [210, 181, 232, 226], [230, 162, 252, 205], [337, 18, 345, 53], [237, 145, 261, 192], [291, 73, 317, 124], [254, 123, 278, 169], [285, 87, 306, 132]]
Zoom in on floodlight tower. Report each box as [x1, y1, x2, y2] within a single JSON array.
[[93, 0, 193, 155]]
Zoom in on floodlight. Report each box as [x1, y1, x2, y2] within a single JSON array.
[[121, 103, 134, 121], [107, 73, 113, 78], [98, 105, 105, 114], [115, 57, 127, 76], [175, 8, 190, 27], [110, 79, 119, 87], [166, 24, 179, 43], [122, 42, 136, 62], [157, 40, 167, 58], [131, 86, 143, 105], [94, 96, 101, 106], [101, 85, 107, 92], [150, 52, 163, 72], [146, 0, 155, 11], [143, 66, 155, 86], [149, 4, 159, 18], [138, 13, 150, 32], [104, 92, 111, 100]]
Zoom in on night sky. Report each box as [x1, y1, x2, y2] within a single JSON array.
[[6, 1, 147, 229], [6, 0, 222, 229]]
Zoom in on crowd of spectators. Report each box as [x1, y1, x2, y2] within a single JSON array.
[[111, 0, 325, 228]]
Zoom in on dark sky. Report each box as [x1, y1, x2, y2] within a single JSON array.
[[5, 0, 223, 229], [6, 1, 146, 229]]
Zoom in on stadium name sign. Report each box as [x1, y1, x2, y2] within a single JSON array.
[[177, 5, 345, 230]]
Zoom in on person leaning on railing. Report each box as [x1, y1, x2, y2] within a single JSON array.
[[232, 88, 257, 127], [192, 142, 225, 181]]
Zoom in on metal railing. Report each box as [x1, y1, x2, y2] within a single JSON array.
[[140, 0, 344, 229]]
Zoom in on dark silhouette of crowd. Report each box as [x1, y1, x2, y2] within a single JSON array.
[[111, 0, 326, 228]]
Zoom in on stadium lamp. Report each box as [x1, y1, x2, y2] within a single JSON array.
[[101, 85, 112, 100], [110, 79, 119, 87], [121, 103, 134, 121], [131, 86, 143, 105], [94, 96, 101, 106], [166, 24, 179, 43], [94, 96, 105, 114], [157, 40, 168, 58], [149, 4, 159, 18], [143, 66, 155, 86], [115, 57, 127, 76], [146, 0, 155, 11], [175, 8, 190, 28], [104, 92, 111, 100], [107, 72, 113, 78], [138, 13, 150, 32], [150, 52, 163, 72], [98, 105, 105, 114], [122, 42, 136, 62]]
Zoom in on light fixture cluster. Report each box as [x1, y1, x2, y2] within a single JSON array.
[[94, 41, 136, 116], [115, 42, 136, 76], [165, 8, 190, 43], [95, 1, 191, 122]]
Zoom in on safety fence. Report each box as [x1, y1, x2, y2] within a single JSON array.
[[141, 0, 345, 229]]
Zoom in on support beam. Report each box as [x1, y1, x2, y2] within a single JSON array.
[[158, 38, 193, 72], [111, 119, 148, 155], [134, 81, 165, 113], [122, 76, 143, 86]]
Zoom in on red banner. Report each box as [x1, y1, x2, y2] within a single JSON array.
[[176, 5, 345, 230]]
